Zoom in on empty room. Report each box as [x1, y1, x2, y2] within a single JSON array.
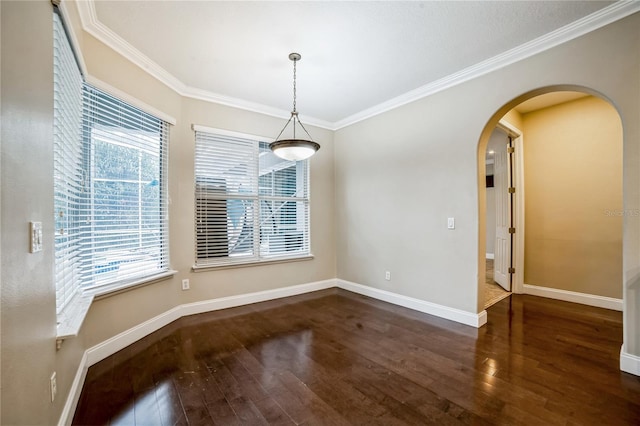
[[2, 1, 640, 425]]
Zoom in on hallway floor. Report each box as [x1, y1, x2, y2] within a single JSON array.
[[485, 258, 511, 308]]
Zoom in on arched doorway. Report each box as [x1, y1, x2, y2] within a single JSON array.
[[477, 85, 626, 365]]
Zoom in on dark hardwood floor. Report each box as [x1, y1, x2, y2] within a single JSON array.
[[73, 289, 640, 425]]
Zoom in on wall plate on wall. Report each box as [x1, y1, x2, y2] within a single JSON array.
[[30, 221, 43, 253]]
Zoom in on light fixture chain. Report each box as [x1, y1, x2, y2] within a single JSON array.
[[292, 57, 297, 113]]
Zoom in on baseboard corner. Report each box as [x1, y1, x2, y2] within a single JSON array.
[[620, 346, 640, 376]]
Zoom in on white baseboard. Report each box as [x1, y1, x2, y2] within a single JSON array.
[[57, 352, 88, 426], [86, 305, 183, 367], [485, 253, 495, 260], [60, 279, 336, 426], [179, 279, 337, 317], [336, 279, 487, 328], [56, 277, 637, 425], [61, 278, 496, 424], [523, 284, 623, 311], [620, 346, 640, 376], [86, 279, 335, 367]]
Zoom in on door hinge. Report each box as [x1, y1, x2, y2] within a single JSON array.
[[508, 187, 515, 193], [507, 147, 515, 154], [508, 267, 516, 274], [509, 227, 516, 234]]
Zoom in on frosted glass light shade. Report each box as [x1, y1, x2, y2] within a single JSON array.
[[269, 139, 320, 161]]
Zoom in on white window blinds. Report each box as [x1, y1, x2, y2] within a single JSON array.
[[81, 85, 170, 292], [54, 12, 84, 313], [194, 130, 310, 266], [54, 12, 170, 309]]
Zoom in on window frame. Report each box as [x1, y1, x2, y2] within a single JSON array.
[[193, 125, 313, 270], [81, 85, 171, 295]]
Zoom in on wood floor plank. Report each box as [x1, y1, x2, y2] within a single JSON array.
[[73, 290, 640, 425]]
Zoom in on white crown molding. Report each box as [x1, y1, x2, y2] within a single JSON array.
[[333, 0, 640, 130], [76, 0, 640, 129], [76, 0, 188, 94], [183, 85, 335, 130], [74, 0, 334, 131], [57, 0, 87, 76]]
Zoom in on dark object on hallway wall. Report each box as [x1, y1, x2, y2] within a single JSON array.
[[486, 175, 494, 188]]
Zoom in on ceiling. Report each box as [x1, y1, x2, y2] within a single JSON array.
[[79, 1, 629, 129], [514, 91, 589, 114]]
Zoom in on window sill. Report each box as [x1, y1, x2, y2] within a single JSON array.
[[55, 270, 177, 348], [192, 254, 314, 272], [88, 270, 178, 300], [57, 292, 94, 342]]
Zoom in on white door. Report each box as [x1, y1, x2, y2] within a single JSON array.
[[493, 135, 511, 291]]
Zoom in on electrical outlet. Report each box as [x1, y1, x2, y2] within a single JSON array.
[[385, 271, 391, 281], [181, 279, 190, 290], [50, 372, 57, 402]]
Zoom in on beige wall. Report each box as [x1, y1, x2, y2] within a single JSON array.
[[503, 108, 524, 131], [77, 0, 336, 393], [1, 2, 639, 424], [522, 96, 623, 298], [334, 10, 640, 364], [1, 2, 59, 424], [1, 1, 335, 424]]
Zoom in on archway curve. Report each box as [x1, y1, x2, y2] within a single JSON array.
[[475, 84, 624, 322], [476, 84, 617, 159]]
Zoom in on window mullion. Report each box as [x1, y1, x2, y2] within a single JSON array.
[[253, 141, 262, 259]]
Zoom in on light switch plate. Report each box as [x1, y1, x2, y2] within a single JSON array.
[[447, 217, 455, 230], [30, 221, 43, 253]]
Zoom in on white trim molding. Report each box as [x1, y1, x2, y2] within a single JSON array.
[[74, 0, 640, 131], [523, 284, 623, 311], [57, 352, 89, 426], [59, 279, 335, 425], [337, 279, 487, 328], [620, 346, 640, 376], [332, 1, 640, 129], [86, 279, 336, 367], [178, 280, 336, 318], [59, 278, 489, 424], [74, 0, 333, 131]]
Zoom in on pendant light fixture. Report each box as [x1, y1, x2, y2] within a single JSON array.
[[269, 53, 320, 161]]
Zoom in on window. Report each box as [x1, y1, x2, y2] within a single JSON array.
[[194, 128, 310, 267], [81, 86, 169, 292], [53, 12, 170, 314]]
